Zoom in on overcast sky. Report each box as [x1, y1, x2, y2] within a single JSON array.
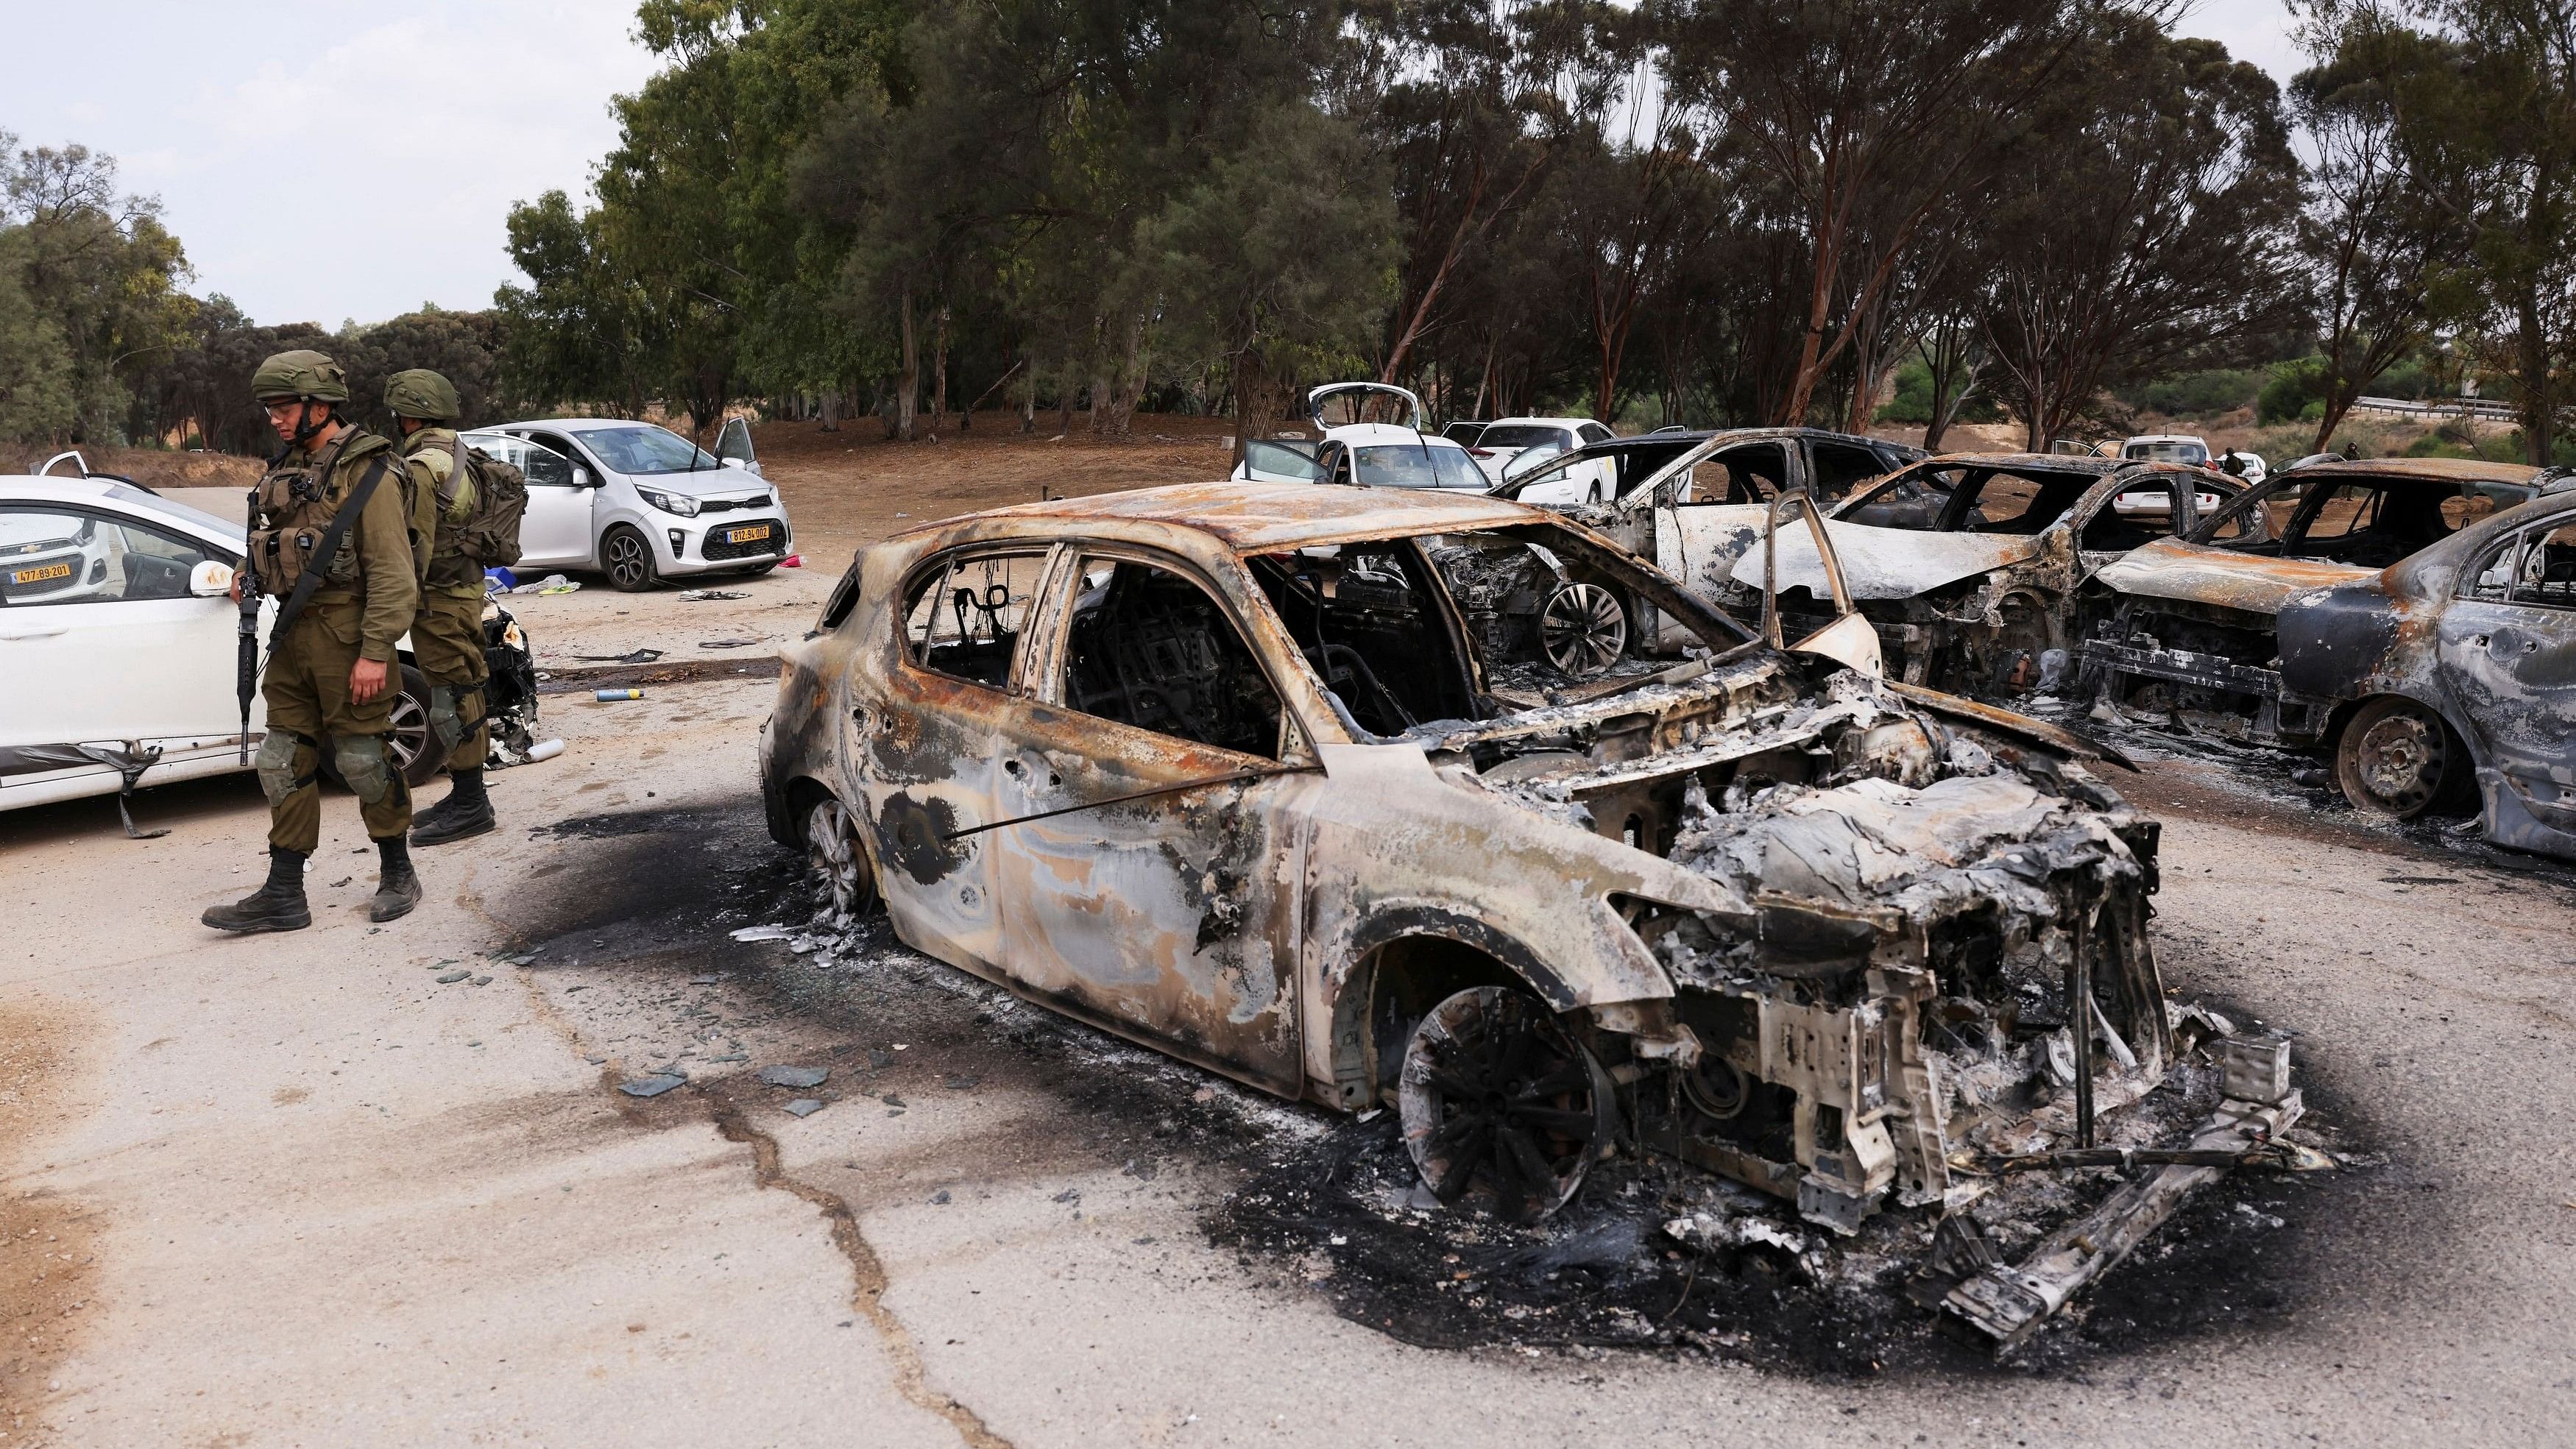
[[2, 1, 2306, 330]]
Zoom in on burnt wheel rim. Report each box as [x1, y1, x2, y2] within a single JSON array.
[[1540, 582, 1626, 676], [805, 796, 874, 918], [606, 531, 650, 589], [1398, 985, 1608, 1222], [2343, 704, 2447, 817]]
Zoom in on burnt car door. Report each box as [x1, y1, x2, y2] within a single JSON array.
[[860, 545, 1062, 973], [1649, 439, 1794, 600], [982, 546, 1310, 1093], [2440, 519, 2576, 836]]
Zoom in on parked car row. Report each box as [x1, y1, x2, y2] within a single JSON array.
[[1237, 389, 2570, 863]]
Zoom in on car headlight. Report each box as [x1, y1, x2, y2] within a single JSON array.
[[637, 486, 701, 517]]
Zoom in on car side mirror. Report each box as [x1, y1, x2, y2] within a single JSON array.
[[191, 560, 235, 597], [573, 464, 598, 487], [720, 456, 746, 470]]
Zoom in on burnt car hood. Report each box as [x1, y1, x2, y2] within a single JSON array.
[[2094, 537, 2378, 617], [1729, 522, 2041, 599]]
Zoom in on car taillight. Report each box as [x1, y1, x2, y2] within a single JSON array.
[[1469, 448, 1493, 458]]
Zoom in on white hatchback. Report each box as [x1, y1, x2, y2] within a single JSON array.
[[467, 416, 792, 592], [1472, 417, 1620, 500]]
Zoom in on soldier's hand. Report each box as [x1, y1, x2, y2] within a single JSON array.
[[229, 572, 243, 602], [350, 657, 390, 704]]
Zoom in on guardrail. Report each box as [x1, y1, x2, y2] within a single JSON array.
[[2350, 394, 2522, 422]]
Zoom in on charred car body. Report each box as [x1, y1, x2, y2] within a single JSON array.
[[2267, 488, 2576, 858], [760, 481, 2309, 1347], [2081, 458, 2542, 748], [1477, 428, 1922, 673], [1700, 455, 2246, 695]]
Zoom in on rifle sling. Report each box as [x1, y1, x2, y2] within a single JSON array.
[[263, 450, 392, 662]]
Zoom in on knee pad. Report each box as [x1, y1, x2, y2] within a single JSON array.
[[336, 735, 392, 804], [256, 731, 305, 807], [428, 684, 461, 751]]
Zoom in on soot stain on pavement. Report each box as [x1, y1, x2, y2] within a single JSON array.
[[501, 797, 2408, 1381]]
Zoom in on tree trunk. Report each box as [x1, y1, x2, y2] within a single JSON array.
[[818, 389, 841, 433], [1022, 349, 1038, 433], [896, 288, 919, 443], [930, 304, 950, 434], [2519, 280, 2552, 465]]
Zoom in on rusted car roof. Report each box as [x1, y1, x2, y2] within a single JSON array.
[[938, 480, 1542, 552], [2278, 456, 2539, 483]]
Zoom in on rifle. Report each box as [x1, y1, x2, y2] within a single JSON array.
[[237, 453, 280, 765]]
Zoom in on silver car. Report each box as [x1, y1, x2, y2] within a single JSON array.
[[467, 416, 792, 591]]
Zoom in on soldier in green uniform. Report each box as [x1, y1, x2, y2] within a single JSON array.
[[385, 368, 499, 846], [203, 350, 424, 932]]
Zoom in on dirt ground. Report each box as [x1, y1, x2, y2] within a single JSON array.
[[7, 419, 2574, 1447]]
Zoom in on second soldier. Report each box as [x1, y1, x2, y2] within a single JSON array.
[[386, 369, 500, 845]]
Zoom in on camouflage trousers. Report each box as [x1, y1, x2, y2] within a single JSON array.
[[258, 600, 409, 852], [410, 592, 489, 773]]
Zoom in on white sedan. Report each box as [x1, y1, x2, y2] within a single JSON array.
[[0, 461, 459, 823]]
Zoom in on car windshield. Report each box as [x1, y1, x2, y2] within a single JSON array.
[[1248, 520, 1753, 730], [1355, 444, 1482, 489], [2126, 441, 2208, 464], [102, 483, 239, 539], [1479, 425, 1573, 450], [577, 425, 722, 475]]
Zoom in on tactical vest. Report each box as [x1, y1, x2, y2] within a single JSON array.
[[246, 431, 395, 598]]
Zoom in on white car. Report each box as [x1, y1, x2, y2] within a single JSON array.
[[2121, 433, 2264, 492], [466, 415, 791, 592], [1471, 417, 1619, 500], [1, 458, 530, 823], [1232, 383, 1487, 491]]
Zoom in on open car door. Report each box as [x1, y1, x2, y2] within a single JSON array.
[[714, 416, 762, 478]]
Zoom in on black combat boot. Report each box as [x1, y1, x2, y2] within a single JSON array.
[[371, 833, 422, 922], [410, 768, 495, 846], [202, 848, 313, 934]]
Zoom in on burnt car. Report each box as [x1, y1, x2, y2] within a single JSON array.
[[1482, 428, 1924, 666], [1713, 454, 2243, 694], [760, 481, 2311, 1347], [2080, 457, 2543, 745], [2272, 487, 2576, 858]]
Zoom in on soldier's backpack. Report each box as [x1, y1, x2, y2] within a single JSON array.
[[446, 436, 527, 569]]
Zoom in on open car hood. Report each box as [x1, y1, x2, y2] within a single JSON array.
[[1730, 522, 2040, 599], [2094, 537, 2378, 617]]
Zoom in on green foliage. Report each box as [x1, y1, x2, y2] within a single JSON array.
[[2117, 368, 2263, 417], [0, 135, 195, 445], [2257, 357, 2326, 424], [337, 308, 507, 434], [1875, 355, 1999, 425]]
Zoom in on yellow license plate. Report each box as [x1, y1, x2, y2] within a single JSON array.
[[11, 561, 72, 585], [725, 524, 772, 545]]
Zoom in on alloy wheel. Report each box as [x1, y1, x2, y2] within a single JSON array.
[[1398, 985, 1613, 1222], [1539, 581, 1627, 676]]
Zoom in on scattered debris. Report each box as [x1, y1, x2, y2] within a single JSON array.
[[757, 1064, 829, 1089], [434, 969, 470, 984], [592, 688, 644, 702], [618, 1074, 686, 1098], [513, 573, 580, 595], [784, 1098, 827, 1118], [679, 589, 750, 601], [729, 925, 796, 943], [572, 648, 664, 664], [698, 638, 762, 649]]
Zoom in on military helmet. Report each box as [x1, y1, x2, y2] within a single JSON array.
[[250, 350, 350, 403], [384, 368, 461, 421]]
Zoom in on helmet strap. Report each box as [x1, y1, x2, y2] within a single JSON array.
[[291, 400, 332, 447]]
